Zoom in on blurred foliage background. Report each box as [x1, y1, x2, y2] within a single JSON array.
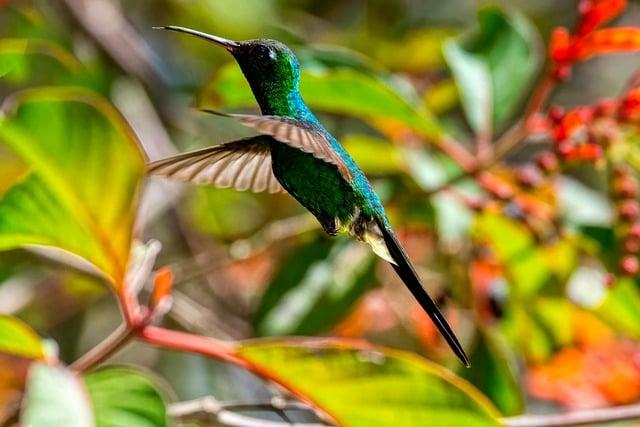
[[2, 0, 640, 425]]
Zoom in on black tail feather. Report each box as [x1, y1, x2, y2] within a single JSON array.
[[375, 217, 470, 367]]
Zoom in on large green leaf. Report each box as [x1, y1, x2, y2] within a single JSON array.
[[22, 363, 93, 427], [443, 6, 541, 133], [201, 63, 444, 139], [0, 315, 44, 360], [238, 341, 501, 426], [461, 328, 523, 416], [0, 88, 145, 285], [473, 213, 548, 296], [84, 367, 169, 427], [254, 239, 376, 336]]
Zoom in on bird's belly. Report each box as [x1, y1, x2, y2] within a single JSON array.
[[270, 144, 358, 233]]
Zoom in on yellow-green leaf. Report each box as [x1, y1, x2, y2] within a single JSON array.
[[238, 341, 502, 426], [0, 87, 145, 285], [0, 316, 44, 360]]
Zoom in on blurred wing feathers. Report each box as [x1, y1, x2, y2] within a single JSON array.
[[202, 110, 352, 180], [147, 136, 283, 193]]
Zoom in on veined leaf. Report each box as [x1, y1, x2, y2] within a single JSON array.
[[0, 87, 145, 285], [238, 341, 502, 426], [84, 367, 169, 427], [444, 6, 541, 133]]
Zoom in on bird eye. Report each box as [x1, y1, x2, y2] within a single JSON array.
[[254, 45, 277, 62]]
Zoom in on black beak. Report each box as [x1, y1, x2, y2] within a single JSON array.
[[153, 26, 240, 51]]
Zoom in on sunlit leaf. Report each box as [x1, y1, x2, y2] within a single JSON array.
[[84, 367, 169, 427], [443, 6, 541, 132], [0, 315, 44, 360], [0, 87, 145, 285], [461, 328, 523, 416], [596, 278, 640, 337], [473, 213, 548, 296], [238, 341, 502, 426], [341, 134, 404, 175], [254, 239, 376, 336], [187, 187, 267, 239], [22, 363, 93, 427], [201, 63, 444, 139]]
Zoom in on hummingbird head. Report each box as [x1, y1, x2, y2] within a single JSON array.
[[156, 26, 302, 116]]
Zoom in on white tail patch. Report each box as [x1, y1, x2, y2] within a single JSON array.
[[362, 224, 396, 265]]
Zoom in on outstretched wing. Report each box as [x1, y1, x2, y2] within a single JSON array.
[[147, 136, 283, 194], [202, 110, 353, 180]]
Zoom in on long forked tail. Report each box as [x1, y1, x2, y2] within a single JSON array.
[[374, 217, 470, 367]]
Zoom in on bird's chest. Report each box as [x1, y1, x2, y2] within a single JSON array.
[[270, 143, 357, 225]]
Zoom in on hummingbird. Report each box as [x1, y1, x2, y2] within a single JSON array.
[[149, 26, 470, 366]]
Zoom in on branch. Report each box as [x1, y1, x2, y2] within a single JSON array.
[[69, 323, 134, 372], [502, 403, 640, 427], [168, 396, 327, 427]]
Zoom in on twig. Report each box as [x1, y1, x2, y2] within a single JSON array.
[[501, 403, 640, 427], [437, 136, 478, 174], [490, 65, 558, 164], [168, 396, 327, 427], [70, 322, 135, 372]]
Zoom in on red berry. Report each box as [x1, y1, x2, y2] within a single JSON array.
[[553, 65, 572, 81], [619, 200, 640, 221], [615, 176, 638, 199], [548, 105, 566, 123], [557, 141, 574, 158], [517, 165, 543, 187], [624, 236, 640, 254], [621, 255, 640, 276], [605, 273, 617, 288], [594, 98, 618, 117], [629, 222, 640, 239], [536, 152, 559, 174]]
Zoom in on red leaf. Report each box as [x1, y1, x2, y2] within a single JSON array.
[[577, 0, 628, 36], [549, 27, 576, 63], [150, 267, 173, 310], [576, 27, 640, 60]]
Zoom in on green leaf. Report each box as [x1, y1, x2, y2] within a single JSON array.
[[596, 278, 640, 338], [0, 87, 145, 285], [0, 38, 83, 82], [341, 134, 404, 175], [186, 187, 267, 239], [84, 367, 169, 427], [254, 239, 376, 336], [461, 328, 523, 416], [0, 315, 44, 360], [473, 213, 548, 296], [238, 341, 501, 426], [22, 363, 93, 427], [443, 6, 541, 133], [201, 63, 444, 139]]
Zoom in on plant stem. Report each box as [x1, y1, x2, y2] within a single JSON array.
[[437, 136, 478, 173], [502, 403, 640, 427], [69, 323, 134, 372]]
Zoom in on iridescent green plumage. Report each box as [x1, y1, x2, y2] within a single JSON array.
[[148, 26, 470, 366]]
